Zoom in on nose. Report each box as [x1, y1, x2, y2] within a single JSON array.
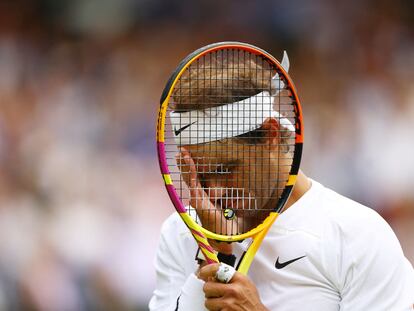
[[198, 170, 221, 190], [201, 185, 225, 201], [201, 185, 245, 210]]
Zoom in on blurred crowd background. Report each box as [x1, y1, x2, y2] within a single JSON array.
[[0, 0, 413, 310]]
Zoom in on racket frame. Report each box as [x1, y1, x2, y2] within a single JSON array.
[[157, 42, 303, 274]]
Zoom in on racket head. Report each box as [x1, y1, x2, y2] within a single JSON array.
[[157, 42, 303, 242]]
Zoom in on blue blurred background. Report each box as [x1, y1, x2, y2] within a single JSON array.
[[0, 0, 413, 310]]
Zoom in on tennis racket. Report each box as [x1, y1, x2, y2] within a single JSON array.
[[156, 42, 303, 275]]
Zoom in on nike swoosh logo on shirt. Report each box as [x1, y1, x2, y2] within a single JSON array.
[[174, 121, 197, 136], [275, 255, 306, 269]]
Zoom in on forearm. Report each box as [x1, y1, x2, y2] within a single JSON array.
[[177, 273, 208, 311]]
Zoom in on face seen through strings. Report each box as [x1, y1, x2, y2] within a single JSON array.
[[172, 52, 293, 233], [180, 117, 292, 231]]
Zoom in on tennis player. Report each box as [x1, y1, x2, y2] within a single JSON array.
[[149, 53, 414, 310]]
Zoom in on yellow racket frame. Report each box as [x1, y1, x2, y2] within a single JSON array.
[[157, 42, 303, 275]]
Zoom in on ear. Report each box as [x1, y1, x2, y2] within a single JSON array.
[[261, 117, 281, 148]]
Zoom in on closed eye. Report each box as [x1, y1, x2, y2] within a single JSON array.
[[211, 160, 239, 175], [197, 161, 239, 177], [197, 163, 231, 175], [212, 164, 230, 175]]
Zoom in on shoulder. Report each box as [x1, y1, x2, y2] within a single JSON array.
[[277, 180, 413, 279], [298, 180, 402, 256], [287, 179, 392, 238], [156, 212, 199, 273], [316, 187, 414, 307], [307, 181, 414, 306], [159, 212, 196, 247], [161, 211, 188, 233], [314, 182, 398, 249], [276, 179, 386, 239]]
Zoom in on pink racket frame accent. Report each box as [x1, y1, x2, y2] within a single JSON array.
[[157, 141, 186, 213]]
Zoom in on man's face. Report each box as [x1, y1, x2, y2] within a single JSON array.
[[185, 137, 292, 216]]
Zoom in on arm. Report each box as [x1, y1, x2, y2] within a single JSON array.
[[152, 149, 267, 310], [178, 148, 268, 310], [149, 216, 208, 311]]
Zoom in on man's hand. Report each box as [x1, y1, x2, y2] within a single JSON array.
[[178, 147, 266, 311], [198, 263, 268, 311], [176, 147, 238, 237]]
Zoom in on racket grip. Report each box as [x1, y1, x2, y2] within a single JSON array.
[[217, 253, 237, 267]]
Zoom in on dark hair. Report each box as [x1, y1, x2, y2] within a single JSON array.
[[170, 53, 274, 112]]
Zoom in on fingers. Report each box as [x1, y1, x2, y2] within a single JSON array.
[[203, 281, 229, 298], [198, 263, 240, 283], [176, 148, 212, 211], [176, 147, 201, 191], [181, 148, 199, 189], [176, 148, 223, 230], [205, 297, 235, 311], [176, 147, 239, 236], [198, 263, 220, 282], [201, 269, 266, 311]]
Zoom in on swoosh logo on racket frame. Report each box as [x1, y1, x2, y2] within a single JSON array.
[[275, 255, 306, 269], [174, 121, 197, 136]]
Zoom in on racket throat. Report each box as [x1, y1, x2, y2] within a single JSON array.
[[236, 212, 279, 275]]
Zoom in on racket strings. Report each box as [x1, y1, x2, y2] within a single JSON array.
[[193, 187, 258, 235], [167, 48, 296, 236]]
